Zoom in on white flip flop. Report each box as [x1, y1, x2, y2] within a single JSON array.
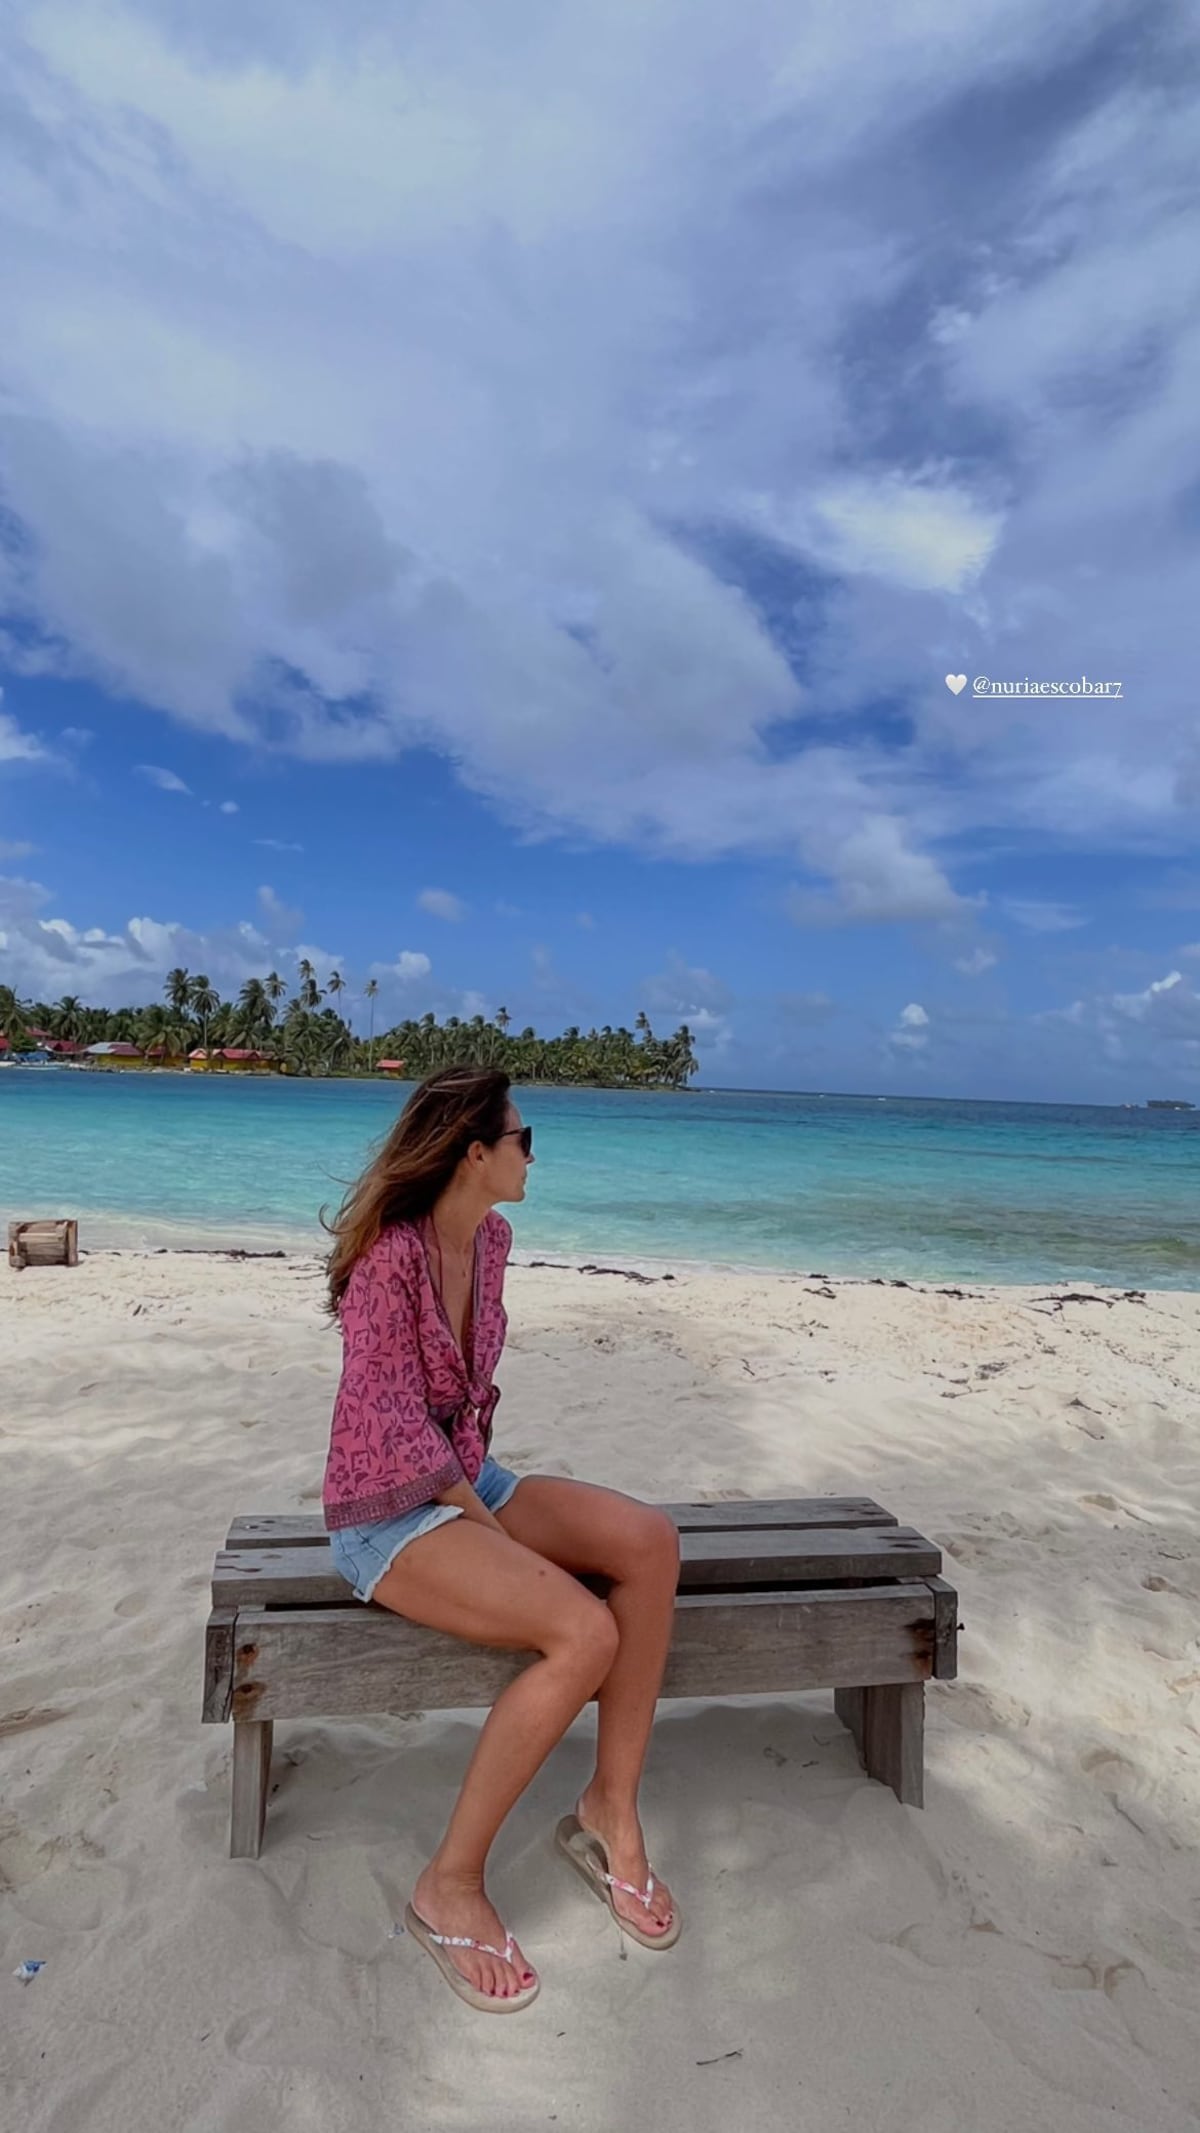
[[402, 1902, 540, 2013], [553, 1804, 682, 1950]]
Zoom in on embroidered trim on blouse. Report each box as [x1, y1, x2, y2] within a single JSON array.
[[323, 1455, 465, 1531]]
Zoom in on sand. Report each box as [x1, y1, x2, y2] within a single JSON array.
[[3, 1247, 1199, 2132]]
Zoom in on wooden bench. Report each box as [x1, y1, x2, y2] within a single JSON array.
[[203, 1495, 958, 1858]]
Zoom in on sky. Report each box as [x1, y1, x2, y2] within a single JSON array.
[[2, 0, 1199, 1101]]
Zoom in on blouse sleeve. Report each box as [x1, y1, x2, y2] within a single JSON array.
[[335, 1233, 465, 1501]]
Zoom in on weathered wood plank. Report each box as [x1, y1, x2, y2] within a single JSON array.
[[225, 1496, 899, 1552], [8, 1218, 78, 1271], [926, 1575, 960, 1681], [834, 1685, 865, 1754], [215, 1583, 937, 1723], [862, 1683, 924, 1807], [202, 1608, 237, 1722], [837, 1682, 925, 1805], [213, 1523, 940, 1609], [230, 1720, 274, 1859]]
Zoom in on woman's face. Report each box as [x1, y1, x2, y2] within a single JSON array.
[[481, 1100, 534, 1202]]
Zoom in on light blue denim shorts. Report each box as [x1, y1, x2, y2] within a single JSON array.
[[327, 1457, 522, 1603]]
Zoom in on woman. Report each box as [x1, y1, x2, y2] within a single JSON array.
[[322, 1065, 682, 2014]]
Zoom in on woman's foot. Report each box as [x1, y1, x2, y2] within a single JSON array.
[[575, 1783, 676, 1936], [410, 1864, 537, 2001]]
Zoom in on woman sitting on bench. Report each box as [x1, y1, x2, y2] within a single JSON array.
[[322, 1065, 681, 2014]]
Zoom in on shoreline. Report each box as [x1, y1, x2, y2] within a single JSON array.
[[80, 1238, 1166, 1304], [7, 1183, 1193, 1291]]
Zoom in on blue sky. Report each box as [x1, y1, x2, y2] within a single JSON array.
[[2, 0, 1199, 1100]]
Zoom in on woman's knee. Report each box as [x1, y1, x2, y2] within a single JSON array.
[[625, 1505, 681, 1583], [544, 1592, 620, 1678]]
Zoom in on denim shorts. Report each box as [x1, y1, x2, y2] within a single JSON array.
[[327, 1457, 522, 1603]]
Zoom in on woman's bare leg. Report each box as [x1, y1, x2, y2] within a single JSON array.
[[497, 1476, 682, 1934], [371, 1518, 619, 1999]]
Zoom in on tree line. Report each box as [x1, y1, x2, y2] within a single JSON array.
[[0, 967, 699, 1088]]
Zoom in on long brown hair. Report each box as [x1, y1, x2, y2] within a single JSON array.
[[322, 1064, 512, 1314]]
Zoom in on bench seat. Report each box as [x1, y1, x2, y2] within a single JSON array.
[[202, 1495, 958, 1857]]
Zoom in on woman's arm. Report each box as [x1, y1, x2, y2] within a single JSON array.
[[334, 1241, 466, 1505]]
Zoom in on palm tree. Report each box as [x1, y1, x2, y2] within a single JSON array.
[[327, 969, 346, 1002], [188, 974, 220, 1056], [53, 995, 85, 1042], [238, 977, 271, 1039], [165, 967, 191, 1014], [295, 958, 322, 1013], [3, 997, 31, 1051], [0, 971, 697, 1090]]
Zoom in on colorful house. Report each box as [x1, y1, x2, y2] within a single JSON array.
[[374, 1058, 406, 1075], [188, 1046, 277, 1074], [217, 1048, 273, 1074], [83, 1042, 143, 1069]]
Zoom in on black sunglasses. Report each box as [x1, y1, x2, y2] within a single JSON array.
[[495, 1126, 533, 1156]]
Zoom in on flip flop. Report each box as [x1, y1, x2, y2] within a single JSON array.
[[553, 1803, 682, 1951], [401, 1902, 540, 2013]]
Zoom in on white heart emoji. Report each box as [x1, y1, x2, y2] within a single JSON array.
[[945, 673, 967, 695]]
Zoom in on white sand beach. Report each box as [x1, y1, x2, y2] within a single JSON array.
[[3, 1249, 1199, 2132]]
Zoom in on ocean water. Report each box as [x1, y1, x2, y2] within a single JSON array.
[[2, 1070, 1199, 1287]]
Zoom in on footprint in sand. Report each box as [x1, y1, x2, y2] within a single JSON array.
[[936, 1681, 1031, 1733], [0, 1704, 71, 1740], [11, 1861, 127, 1932], [1079, 1493, 1151, 1523], [1079, 1745, 1138, 1784]]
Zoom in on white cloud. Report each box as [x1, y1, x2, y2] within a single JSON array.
[[887, 1000, 931, 1053], [576, 912, 596, 929], [1033, 968, 1200, 1094], [955, 946, 998, 976], [0, 706, 51, 765], [391, 950, 433, 982], [219, 799, 239, 813], [788, 817, 978, 929], [256, 884, 303, 938], [0, 871, 280, 1001], [639, 952, 731, 1017], [418, 888, 467, 923], [135, 763, 191, 795], [1111, 970, 1185, 1022], [0, 838, 36, 861], [747, 470, 1001, 594], [638, 952, 733, 1048], [999, 898, 1088, 933], [0, 0, 1196, 914], [255, 837, 304, 852]]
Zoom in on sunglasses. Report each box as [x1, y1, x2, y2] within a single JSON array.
[[496, 1126, 534, 1157]]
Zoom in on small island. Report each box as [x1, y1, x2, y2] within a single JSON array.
[[1145, 1099, 1196, 1110], [0, 969, 699, 1089]]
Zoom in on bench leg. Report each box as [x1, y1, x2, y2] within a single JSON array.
[[230, 1719, 274, 1859], [835, 1684, 924, 1808]]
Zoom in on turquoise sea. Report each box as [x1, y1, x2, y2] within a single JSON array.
[[7, 1066, 1200, 1279], [2, 1070, 1199, 1287]]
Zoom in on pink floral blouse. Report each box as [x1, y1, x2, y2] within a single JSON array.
[[322, 1209, 512, 1530]]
